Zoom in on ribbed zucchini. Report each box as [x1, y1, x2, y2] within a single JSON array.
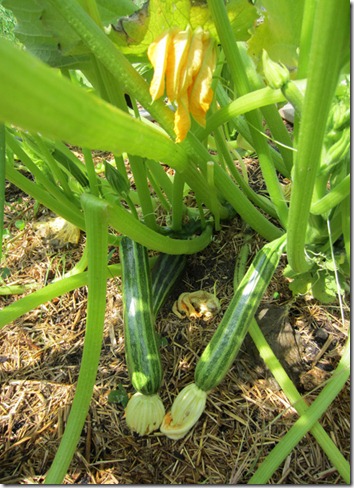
[[151, 252, 187, 317], [120, 236, 162, 395], [233, 241, 250, 291], [195, 234, 286, 392]]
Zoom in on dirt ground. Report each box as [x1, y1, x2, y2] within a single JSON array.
[[0, 170, 350, 484]]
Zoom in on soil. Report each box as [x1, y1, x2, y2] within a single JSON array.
[[0, 168, 350, 484]]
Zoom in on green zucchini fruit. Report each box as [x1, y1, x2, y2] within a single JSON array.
[[120, 236, 162, 395], [233, 241, 250, 291], [195, 234, 286, 392], [151, 252, 187, 317]]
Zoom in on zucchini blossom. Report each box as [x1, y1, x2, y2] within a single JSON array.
[[125, 392, 165, 435], [160, 383, 207, 440], [148, 26, 217, 142]]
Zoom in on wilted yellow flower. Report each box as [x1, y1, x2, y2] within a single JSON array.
[[160, 383, 207, 440], [125, 392, 165, 435], [148, 26, 217, 142]]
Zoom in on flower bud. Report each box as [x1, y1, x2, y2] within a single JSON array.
[[262, 50, 289, 89]]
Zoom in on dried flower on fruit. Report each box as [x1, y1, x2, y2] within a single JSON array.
[[125, 392, 165, 435], [160, 383, 207, 440]]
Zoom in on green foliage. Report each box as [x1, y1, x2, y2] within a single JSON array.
[[0, 0, 350, 483], [108, 384, 129, 407], [119, 0, 258, 55], [14, 219, 25, 230], [248, 0, 304, 69], [2, 0, 137, 67], [0, 3, 17, 42], [284, 249, 349, 304]]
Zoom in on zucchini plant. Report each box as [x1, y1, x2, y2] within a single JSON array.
[[161, 234, 286, 439], [0, 0, 349, 483]]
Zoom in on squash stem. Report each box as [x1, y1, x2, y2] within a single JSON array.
[[45, 193, 109, 484]]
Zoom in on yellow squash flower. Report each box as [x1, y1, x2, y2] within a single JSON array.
[[148, 26, 217, 142]]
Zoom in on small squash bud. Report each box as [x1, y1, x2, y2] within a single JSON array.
[[262, 50, 289, 90]]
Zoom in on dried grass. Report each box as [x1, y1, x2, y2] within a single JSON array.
[[0, 182, 350, 484]]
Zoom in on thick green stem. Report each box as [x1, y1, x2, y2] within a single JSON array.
[[82, 0, 103, 28], [213, 164, 283, 241], [0, 124, 5, 263], [146, 159, 174, 204], [297, 0, 317, 79], [207, 0, 289, 227], [202, 86, 286, 139], [213, 126, 277, 219], [82, 148, 100, 197], [0, 38, 188, 171], [107, 201, 213, 254], [0, 264, 120, 330], [180, 159, 229, 221], [287, 0, 350, 273], [214, 84, 291, 177], [249, 320, 350, 483], [32, 134, 74, 197], [45, 193, 109, 484], [182, 133, 282, 240], [171, 171, 185, 232], [145, 167, 172, 213], [48, 0, 176, 139], [6, 156, 85, 231], [6, 133, 81, 213], [237, 42, 294, 173], [310, 174, 350, 216], [129, 156, 158, 231]]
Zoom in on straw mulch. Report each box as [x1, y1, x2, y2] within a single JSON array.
[[0, 179, 350, 484]]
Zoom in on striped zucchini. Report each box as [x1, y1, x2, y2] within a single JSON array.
[[151, 252, 187, 317], [233, 241, 250, 291], [120, 237, 162, 395], [195, 234, 286, 392]]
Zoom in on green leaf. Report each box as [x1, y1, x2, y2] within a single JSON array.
[[0, 3, 18, 43], [0, 267, 11, 279], [248, 0, 305, 70], [190, 0, 258, 40], [98, 0, 138, 24], [3, 0, 84, 67], [15, 219, 25, 230], [108, 0, 257, 54], [108, 384, 129, 407], [311, 271, 339, 304], [3, 0, 137, 68], [158, 335, 169, 348], [287, 271, 313, 296]]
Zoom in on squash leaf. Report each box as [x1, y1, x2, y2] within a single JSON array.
[[247, 0, 304, 71], [2, 0, 137, 67], [4, 0, 257, 64], [108, 0, 258, 55]]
